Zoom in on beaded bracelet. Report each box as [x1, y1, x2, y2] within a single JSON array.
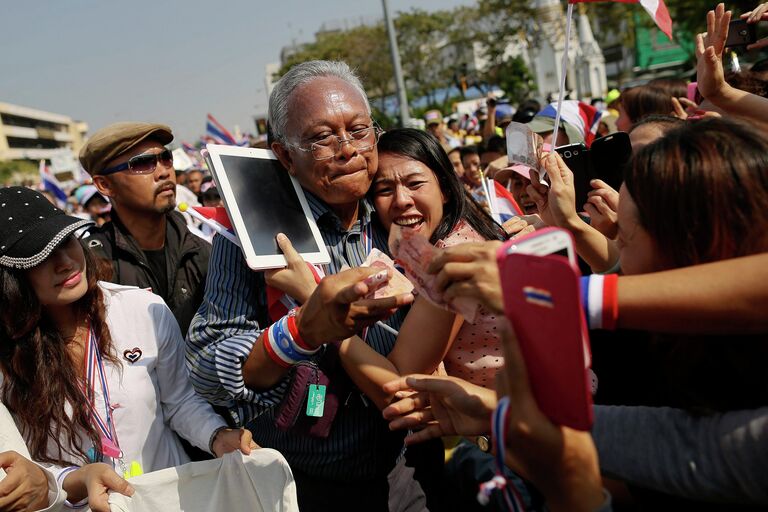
[[580, 274, 619, 330]]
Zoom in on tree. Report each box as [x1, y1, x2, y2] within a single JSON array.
[[277, 23, 394, 112], [395, 8, 457, 108]]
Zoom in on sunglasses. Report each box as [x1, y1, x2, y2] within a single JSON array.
[[101, 148, 173, 176]]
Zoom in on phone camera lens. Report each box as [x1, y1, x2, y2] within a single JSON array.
[[564, 151, 572, 158]]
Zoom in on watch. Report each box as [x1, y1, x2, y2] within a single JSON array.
[[476, 435, 491, 453]]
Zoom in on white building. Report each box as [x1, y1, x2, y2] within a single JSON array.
[[0, 102, 87, 162]]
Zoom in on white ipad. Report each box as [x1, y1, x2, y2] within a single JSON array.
[[205, 144, 330, 270]]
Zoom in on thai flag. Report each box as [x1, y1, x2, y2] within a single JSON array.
[[205, 114, 238, 145], [570, 0, 672, 40], [488, 179, 523, 223], [39, 160, 68, 206], [537, 101, 603, 147]]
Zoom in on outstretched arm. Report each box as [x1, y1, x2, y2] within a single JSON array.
[[697, 4, 768, 124]]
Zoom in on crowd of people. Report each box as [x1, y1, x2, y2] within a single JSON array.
[[0, 3, 767, 511]]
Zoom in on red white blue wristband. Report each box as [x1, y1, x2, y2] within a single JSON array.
[[477, 396, 526, 512], [263, 313, 321, 368], [580, 274, 619, 330]]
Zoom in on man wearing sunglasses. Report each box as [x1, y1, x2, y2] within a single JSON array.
[[79, 122, 211, 335]]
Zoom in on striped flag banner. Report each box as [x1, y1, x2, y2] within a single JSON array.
[[570, 0, 672, 40], [39, 160, 68, 206], [206, 114, 238, 145]]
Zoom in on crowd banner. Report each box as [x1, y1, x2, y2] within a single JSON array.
[[108, 450, 299, 512]]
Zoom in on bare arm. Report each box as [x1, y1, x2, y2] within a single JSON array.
[[527, 153, 619, 273], [617, 253, 768, 334], [697, 4, 768, 126], [339, 297, 463, 409]]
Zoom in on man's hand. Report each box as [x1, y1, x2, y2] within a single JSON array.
[[63, 463, 134, 512], [212, 428, 260, 457], [696, 4, 731, 104], [527, 152, 580, 229], [584, 179, 619, 239], [427, 241, 504, 314], [297, 267, 414, 347], [495, 322, 604, 512], [382, 375, 497, 444], [0, 451, 50, 512], [264, 233, 318, 304]]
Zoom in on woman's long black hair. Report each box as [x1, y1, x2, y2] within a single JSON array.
[[375, 128, 507, 243], [0, 239, 118, 465]]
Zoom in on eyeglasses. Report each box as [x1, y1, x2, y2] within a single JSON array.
[[100, 148, 174, 176], [287, 126, 382, 161]]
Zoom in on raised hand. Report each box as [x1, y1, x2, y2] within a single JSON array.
[[584, 179, 619, 239], [495, 322, 604, 512], [527, 152, 580, 230], [265, 233, 318, 304], [696, 4, 731, 103]]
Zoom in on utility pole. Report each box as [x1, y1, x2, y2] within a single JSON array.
[[382, 0, 410, 127]]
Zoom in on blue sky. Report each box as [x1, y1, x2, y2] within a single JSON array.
[[0, 0, 473, 142]]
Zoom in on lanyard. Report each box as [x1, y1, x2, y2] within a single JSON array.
[[82, 322, 123, 466]]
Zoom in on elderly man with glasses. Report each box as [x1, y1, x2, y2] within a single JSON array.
[[80, 123, 211, 334], [187, 61, 435, 511]]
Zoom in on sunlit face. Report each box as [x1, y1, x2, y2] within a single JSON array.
[[272, 77, 377, 206], [629, 124, 664, 151], [448, 150, 464, 177], [616, 184, 662, 275], [372, 153, 446, 238], [94, 140, 177, 216], [509, 173, 537, 214], [26, 236, 89, 307], [616, 105, 633, 133], [461, 153, 482, 186]]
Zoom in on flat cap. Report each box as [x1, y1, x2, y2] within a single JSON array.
[[79, 122, 173, 176]]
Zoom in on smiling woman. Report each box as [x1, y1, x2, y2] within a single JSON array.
[[0, 186, 255, 508]]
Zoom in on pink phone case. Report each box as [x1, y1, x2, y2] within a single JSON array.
[[496, 250, 593, 430]]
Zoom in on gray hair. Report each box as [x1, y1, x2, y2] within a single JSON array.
[[268, 60, 371, 142]]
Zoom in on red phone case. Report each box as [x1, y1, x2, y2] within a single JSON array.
[[496, 251, 593, 430]]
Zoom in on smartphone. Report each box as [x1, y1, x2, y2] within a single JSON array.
[[590, 132, 632, 192], [556, 143, 591, 212], [502, 227, 577, 267], [496, 250, 594, 430], [726, 19, 757, 47]]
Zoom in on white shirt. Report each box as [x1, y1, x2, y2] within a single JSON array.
[[45, 282, 227, 475]]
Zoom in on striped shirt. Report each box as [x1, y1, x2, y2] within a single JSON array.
[[186, 192, 407, 480]]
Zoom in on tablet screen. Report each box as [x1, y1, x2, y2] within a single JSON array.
[[219, 154, 321, 255]]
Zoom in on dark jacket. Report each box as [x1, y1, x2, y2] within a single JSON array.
[[85, 211, 210, 334]]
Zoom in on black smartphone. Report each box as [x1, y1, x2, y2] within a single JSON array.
[[726, 19, 757, 47], [590, 132, 632, 192], [556, 143, 591, 211]]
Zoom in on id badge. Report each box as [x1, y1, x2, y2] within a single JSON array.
[[306, 384, 326, 417]]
